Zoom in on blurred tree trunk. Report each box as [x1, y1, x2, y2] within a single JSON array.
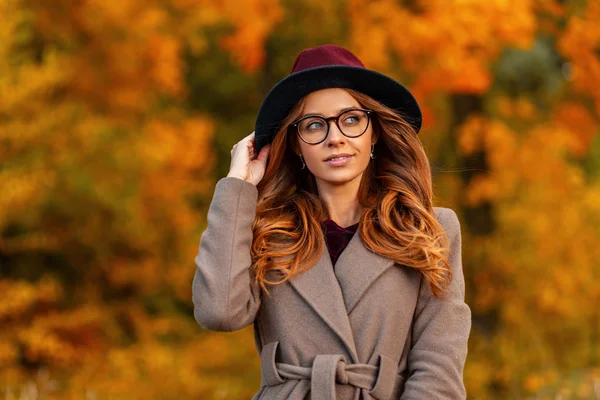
[[451, 93, 495, 236]]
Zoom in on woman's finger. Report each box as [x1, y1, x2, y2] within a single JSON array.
[[256, 144, 271, 163]]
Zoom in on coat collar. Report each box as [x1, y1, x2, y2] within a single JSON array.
[[288, 229, 396, 363]]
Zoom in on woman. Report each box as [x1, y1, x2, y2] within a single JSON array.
[[192, 44, 471, 400]]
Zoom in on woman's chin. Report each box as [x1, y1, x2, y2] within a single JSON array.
[[314, 171, 363, 186]]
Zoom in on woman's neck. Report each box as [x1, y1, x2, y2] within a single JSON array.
[[316, 178, 362, 228]]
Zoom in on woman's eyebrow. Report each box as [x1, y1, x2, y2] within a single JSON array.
[[300, 106, 358, 118]]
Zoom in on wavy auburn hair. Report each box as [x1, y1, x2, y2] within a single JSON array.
[[251, 89, 451, 297]]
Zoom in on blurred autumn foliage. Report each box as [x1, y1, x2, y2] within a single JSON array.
[[1, 0, 599, 399]]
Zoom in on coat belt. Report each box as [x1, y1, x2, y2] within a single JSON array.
[[260, 341, 400, 400]]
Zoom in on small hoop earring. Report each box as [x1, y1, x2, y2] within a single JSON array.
[[299, 154, 306, 169], [370, 143, 376, 160]]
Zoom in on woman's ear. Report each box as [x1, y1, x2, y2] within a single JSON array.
[[369, 123, 379, 145], [372, 134, 379, 146]]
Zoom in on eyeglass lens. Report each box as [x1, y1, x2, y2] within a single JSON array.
[[298, 109, 369, 143]]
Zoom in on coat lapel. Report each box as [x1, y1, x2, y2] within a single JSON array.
[[288, 233, 359, 363], [334, 230, 396, 314], [287, 229, 396, 364]]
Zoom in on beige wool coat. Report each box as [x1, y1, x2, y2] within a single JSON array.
[[192, 176, 471, 400]]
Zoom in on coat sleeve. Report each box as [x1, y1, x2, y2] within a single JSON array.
[[400, 207, 472, 399], [192, 176, 262, 332]]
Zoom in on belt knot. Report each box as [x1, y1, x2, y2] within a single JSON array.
[[260, 341, 402, 400], [334, 358, 349, 384]]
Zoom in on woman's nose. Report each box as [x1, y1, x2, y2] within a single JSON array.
[[326, 120, 345, 144]]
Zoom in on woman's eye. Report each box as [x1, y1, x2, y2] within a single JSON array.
[[306, 121, 324, 130], [343, 115, 360, 124]]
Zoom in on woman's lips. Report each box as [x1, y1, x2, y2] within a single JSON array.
[[324, 155, 353, 167]]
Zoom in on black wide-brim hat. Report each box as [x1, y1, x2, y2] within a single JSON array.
[[254, 44, 422, 154]]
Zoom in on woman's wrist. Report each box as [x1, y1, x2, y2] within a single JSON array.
[[225, 174, 257, 187], [226, 172, 246, 181]]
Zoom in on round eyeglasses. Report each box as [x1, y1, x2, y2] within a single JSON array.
[[289, 108, 374, 145]]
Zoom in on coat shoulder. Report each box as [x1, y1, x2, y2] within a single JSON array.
[[433, 206, 461, 237]]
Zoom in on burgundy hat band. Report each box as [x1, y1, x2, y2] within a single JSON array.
[[290, 44, 366, 74]]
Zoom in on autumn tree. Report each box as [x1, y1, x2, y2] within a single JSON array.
[[1, 0, 281, 397]]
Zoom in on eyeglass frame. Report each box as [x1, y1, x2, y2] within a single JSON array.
[[288, 108, 374, 145]]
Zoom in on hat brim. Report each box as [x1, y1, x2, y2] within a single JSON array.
[[254, 65, 422, 154]]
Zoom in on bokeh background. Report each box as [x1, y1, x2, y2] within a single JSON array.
[[1, 0, 600, 398]]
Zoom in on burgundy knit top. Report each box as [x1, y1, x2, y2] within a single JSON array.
[[320, 219, 359, 266]]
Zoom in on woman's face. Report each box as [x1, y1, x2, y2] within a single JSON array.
[[294, 88, 375, 188]]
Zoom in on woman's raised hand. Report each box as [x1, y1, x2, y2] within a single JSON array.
[[227, 131, 271, 186]]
